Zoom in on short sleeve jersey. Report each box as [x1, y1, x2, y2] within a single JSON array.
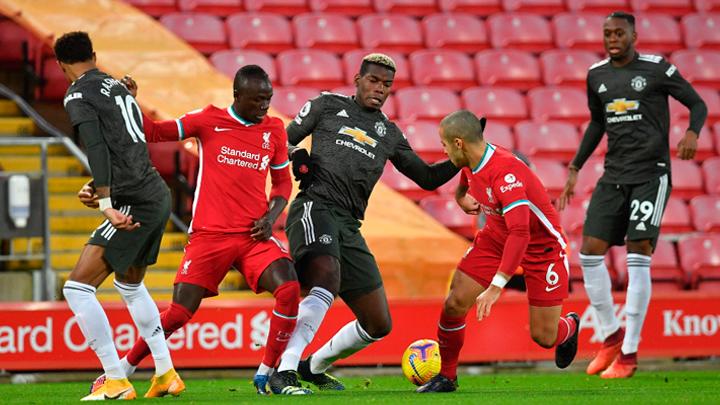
[[175, 105, 289, 233], [63, 69, 164, 201], [287, 92, 416, 219], [466, 144, 567, 255], [586, 53, 702, 184]]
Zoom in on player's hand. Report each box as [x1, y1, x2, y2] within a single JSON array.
[[77, 181, 99, 209], [251, 216, 273, 241], [291, 148, 315, 190], [121, 75, 138, 98], [476, 285, 502, 321], [677, 130, 698, 160], [556, 169, 578, 211], [457, 194, 480, 215], [103, 208, 141, 231]]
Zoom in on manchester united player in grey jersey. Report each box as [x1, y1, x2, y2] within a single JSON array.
[[56, 32, 183, 400], [269, 54, 459, 393], [557, 12, 707, 379]]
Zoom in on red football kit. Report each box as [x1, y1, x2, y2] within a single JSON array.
[[143, 105, 292, 296], [457, 143, 569, 306]]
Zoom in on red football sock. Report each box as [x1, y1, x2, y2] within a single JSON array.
[[437, 311, 466, 381], [126, 302, 194, 366], [262, 281, 300, 368], [554, 315, 578, 347]]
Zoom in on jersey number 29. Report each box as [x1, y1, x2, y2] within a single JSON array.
[[114, 95, 146, 143]]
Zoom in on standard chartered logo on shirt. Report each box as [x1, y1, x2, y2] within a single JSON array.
[[217, 145, 268, 170]]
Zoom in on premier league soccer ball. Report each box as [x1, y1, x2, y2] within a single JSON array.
[[401, 339, 441, 386]]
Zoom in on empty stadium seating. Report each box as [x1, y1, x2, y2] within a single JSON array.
[[661, 196, 693, 233], [515, 120, 579, 161], [244, 0, 310, 15], [177, 0, 242, 16], [357, 14, 424, 53], [533, 158, 569, 198], [438, 0, 503, 14], [484, 121, 516, 150], [271, 86, 320, 117], [226, 12, 293, 53], [552, 12, 606, 51], [559, 196, 589, 234], [381, 162, 436, 201], [689, 195, 720, 232], [38, 58, 67, 101], [566, 0, 628, 14], [374, 0, 440, 16], [397, 120, 445, 162], [703, 157, 720, 194], [421, 13, 489, 52], [527, 87, 588, 125], [694, 0, 720, 12], [612, 239, 684, 288], [672, 50, 720, 89], [210, 49, 277, 82], [309, 0, 374, 15], [276, 49, 344, 88], [540, 50, 599, 87], [475, 50, 542, 90], [462, 87, 529, 125], [634, 13, 684, 53], [574, 156, 605, 197], [681, 13, 720, 50], [292, 13, 358, 53], [125, 0, 177, 16], [160, 12, 227, 54], [418, 194, 476, 238], [395, 87, 461, 121], [409, 50, 475, 91], [671, 158, 704, 200], [502, 0, 566, 15], [631, 0, 695, 16], [669, 120, 716, 161], [678, 233, 720, 286], [0, 19, 31, 65], [488, 13, 554, 52], [669, 86, 720, 124]]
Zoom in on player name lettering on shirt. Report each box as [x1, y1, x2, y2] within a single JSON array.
[[99, 77, 123, 98], [63, 92, 82, 107], [500, 181, 523, 193], [217, 145, 269, 170]]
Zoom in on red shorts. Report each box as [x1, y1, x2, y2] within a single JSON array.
[[174, 231, 291, 297], [457, 231, 569, 307]]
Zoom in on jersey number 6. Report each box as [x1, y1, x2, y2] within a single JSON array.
[[115, 94, 146, 143]]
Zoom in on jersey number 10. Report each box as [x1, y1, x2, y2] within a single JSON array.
[[115, 95, 146, 143]]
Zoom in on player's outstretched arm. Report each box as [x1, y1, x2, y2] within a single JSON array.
[[391, 141, 459, 190]]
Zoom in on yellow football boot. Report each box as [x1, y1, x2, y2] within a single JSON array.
[[144, 368, 186, 398], [81, 377, 136, 401]]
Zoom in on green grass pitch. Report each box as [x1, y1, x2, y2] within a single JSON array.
[[1, 370, 718, 404]]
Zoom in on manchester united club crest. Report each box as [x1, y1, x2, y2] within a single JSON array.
[[374, 121, 386, 137], [631, 76, 647, 92]]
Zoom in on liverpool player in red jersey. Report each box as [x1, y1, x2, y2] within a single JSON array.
[[417, 110, 580, 393], [80, 66, 306, 395]]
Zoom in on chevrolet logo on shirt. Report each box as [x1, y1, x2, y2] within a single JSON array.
[[338, 126, 377, 148], [605, 98, 640, 115]]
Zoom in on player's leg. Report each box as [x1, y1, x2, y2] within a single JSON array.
[[278, 197, 341, 376], [64, 244, 136, 400], [603, 174, 669, 379], [417, 269, 485, 394], [581, 182, 629, 374]]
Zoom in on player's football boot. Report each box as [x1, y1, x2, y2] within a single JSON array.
[[298, 356, 346, 390], [144, 368, 185, 398], [268, 370, 313, 395], [81, 377, 136, 401], [253, 373, 271, 395], [555, 312, 581, 369], [416, 374, 458, 393], [600, 353, 637, 379], [88, 374, 106, 396], [586, 327, 625, 375]]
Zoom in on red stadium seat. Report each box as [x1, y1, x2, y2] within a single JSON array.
[[342, 49, 411, 89], [535, 158, 575, 199], [292, 13, 358, 53], [271, 86, 321, 117], [397, 120, 444, 162], [716, 123, 720, 154], [395, 87, 461, 121], [177, 0, 242, 15], [329, 86, 397, 119], [382, 163, 436, 202], [421, 13, 489, 52], [160, 13, 227, 54], [276, 49, 343, 89], [630, 0, 694, 16], [669, 86, 720, 124], [438, 0, 503, 13], [357, 14, 424, 54], [488, 13, 553, 52], [501, 0, 566, 15], [690, 195, 720, 232], [678, 233, 720, 286], [612, 239, 683, 287], [574, 156, 604, 197], [528, 87, 588, 125], [661, 196, 693, 233], [309, 0, 374, 14], [633, 14, 683, 54], [671, 158, 704, 200], [0, 19, 32, 65], [244, 0, 310, 15], [38, 58, 67, 101], [669, 120, 716, 161], [418, 194, 476, 238], [484, 121, 515, 150], [475, 50, 541, 90], [540, 50, 599, 87], [566, 0, 628, 13], [373, 0, 440, 15], [409, 50, 475, 91], [697, 280, 720, 292], [462, 87, 528, 126], [210, 50, 277, 82], [695, 0, 720, 12], [515, 121, 580, 162], [671, 50, 720, 90], [125, 0, 177, 16], [682, 13, 720, 50], [552, 12, 606, 51], [703, 157, 720, 195], [226, 13, 293, 53]]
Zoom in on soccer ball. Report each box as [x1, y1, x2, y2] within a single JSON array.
[[401, 339, 441, 386]]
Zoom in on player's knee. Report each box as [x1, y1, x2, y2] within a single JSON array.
[[530, 327, 557, 349], [301, 255, 341, 294], [627, 240, 653, 256], [362, 318, 392, 339], [443, 294, 472, 317], [273, 281, 300, 309], [161, 302, 194, 335]]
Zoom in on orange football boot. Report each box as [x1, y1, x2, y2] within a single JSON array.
[[586, 327, 625, 375]]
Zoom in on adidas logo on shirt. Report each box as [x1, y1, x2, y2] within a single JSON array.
[[635, 222, 647, 231], [598, 84, 607, 93], [336, 109, 349, 118]]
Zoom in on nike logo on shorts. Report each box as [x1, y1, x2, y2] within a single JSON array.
[[214, 126, 231, 132], [545, 285, 561, 292]]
